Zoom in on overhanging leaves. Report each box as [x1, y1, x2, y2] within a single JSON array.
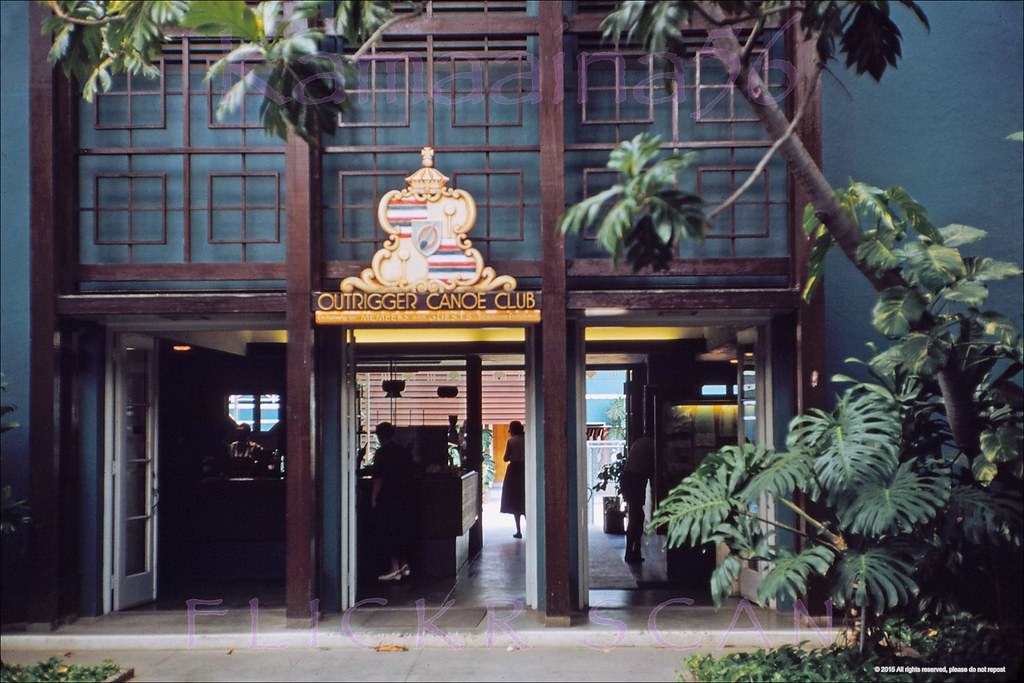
[[841, 2, 905, 81], [872, 286, 926, 338], [967, 257, 1024, 282], [980, 425, 1023, 464], [896, 331, 951, 376], [903, 243, 966, 291], [559, 133, 707, 272], [939, 224, 987, 247]]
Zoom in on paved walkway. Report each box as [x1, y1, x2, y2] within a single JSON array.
[[2, 488, 842, 680], [1, 600, 843, 682], [0, 644, 704, 682]]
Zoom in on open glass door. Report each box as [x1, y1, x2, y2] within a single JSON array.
[[737, 325, 774, 602], [112, 333, 158, 610], [339, 327, 359, 609]]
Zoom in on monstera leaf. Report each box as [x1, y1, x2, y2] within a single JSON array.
[[836, 461, 949, 535], [709, 554, 743, 608], [948, 484, 1023, 546], [756, 546, 836, 606], [832, 547, 918, 612], [740, 448, 819, 504], [652, 444, 769, 548], [787, 386, 902, 494], [872, 287, 927, 337], [652, 468, 736, 549]]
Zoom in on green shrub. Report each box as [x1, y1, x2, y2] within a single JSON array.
[[682, 613, 1022, 682], [0, 657, 121, 683]]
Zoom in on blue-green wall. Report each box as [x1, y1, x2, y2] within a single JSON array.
[[0, 0, 32, 623], [822, 0, 1024, 386]]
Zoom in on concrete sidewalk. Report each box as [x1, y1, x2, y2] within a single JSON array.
[[0, 645, 704, 682], [1, 602, 844, 681]]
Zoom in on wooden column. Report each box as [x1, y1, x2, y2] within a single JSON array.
[[284, 130, 318, 620], [788, 24, 827, 416], [538, 0, 570, 623], [27, 1, 60, 629], [787, 23, 830, 615], [466, 355, 483, 558]]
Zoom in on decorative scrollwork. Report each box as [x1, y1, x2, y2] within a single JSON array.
[[340, 148, 520, 294]]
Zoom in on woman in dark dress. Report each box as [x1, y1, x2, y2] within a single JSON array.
[[371, 422, 414, 581], [500, 421, 526, 538]]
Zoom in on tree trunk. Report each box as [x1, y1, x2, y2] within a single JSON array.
[[703, 5, 902, 293], [702, 5, 979, 455]]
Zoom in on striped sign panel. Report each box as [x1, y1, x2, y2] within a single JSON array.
[[386, 199, 428, 240], [428, 240, 477, 283]]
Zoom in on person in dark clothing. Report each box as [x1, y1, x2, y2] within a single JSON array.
[[500, 420, 527, 538], [621, 434, 654, 564], [371, 422, 414, 581]]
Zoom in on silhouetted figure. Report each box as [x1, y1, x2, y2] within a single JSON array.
[[621, 434, 654, 563], [229, 423, 265, 477], [372, 422, 414, 581], [500, 421, 527, 539]]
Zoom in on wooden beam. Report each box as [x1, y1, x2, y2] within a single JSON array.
[[56, 74, 77, 295], [56, 293, 287, 316], [77, 264, 288, 282], [322, 260, 542, 281], [284, 128, 318, 620], [357, 13, 539, 37], [567, 289, 801, 311], [565, 12, 763, 34], [28, 0, 60, 628], [567, 257, 790, 278], [538, 0, 571, 622]]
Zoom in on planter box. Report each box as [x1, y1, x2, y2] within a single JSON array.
[[603, 497, 626, 535]]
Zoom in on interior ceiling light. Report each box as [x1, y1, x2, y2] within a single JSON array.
[[382, 379, 405, 398], [437, 386, 459, 398], [382, 360, 405, 398], [172, 345, 192, 352]]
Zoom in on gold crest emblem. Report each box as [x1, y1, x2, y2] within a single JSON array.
[[341, 148, 517, 294]]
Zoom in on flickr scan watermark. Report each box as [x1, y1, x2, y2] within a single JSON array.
[[205, 17, 799, 115], [185, 596, 835, 651]]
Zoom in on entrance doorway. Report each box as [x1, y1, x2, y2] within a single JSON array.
[[105, 324, 289, 612], [579, 318, 775, 608], [334, 327, 539, 613]]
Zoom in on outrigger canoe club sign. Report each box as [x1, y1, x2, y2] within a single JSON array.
[[313, 147, 540, 326]]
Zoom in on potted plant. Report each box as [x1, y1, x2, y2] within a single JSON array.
[[591, 452, 626, 535]]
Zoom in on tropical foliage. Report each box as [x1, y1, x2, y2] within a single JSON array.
[[652, 190, 1023, 645], [683, 612, 1022, 682], [41, 0, 412, 143], [0, 656, 121, 683], [1, 375, 30, 537], [559, 1, 931, 275], [559, 133, 707, 272], [601, 1, 928, 83]]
